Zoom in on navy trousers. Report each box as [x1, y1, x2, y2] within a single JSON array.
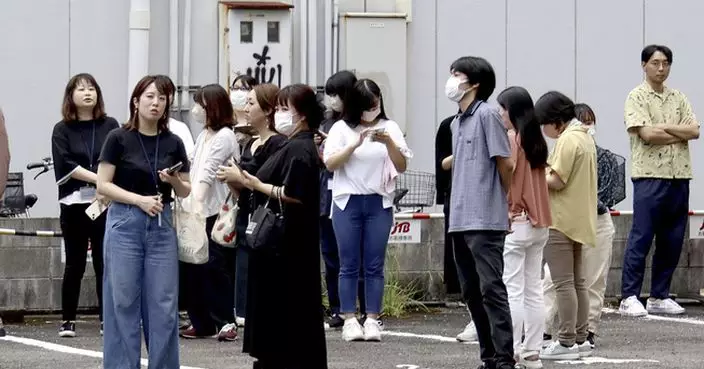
[[622, 178, 689, 299]]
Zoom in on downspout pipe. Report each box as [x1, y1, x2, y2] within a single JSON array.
[[181, 0, 193, 111], [169, 0, 179, 115], [127, 0, 151, 106]]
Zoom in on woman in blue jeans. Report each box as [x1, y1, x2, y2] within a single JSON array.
[[323, 79, 412, 342], [97, 75, 191, 369]]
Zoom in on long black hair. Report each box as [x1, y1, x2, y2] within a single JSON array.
[[342, 78, 389, 128], [325, 70, 357, 120], [497, 86, 548, 169]]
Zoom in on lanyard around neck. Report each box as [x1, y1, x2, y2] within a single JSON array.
[[79, 122, 96, 171], [136, 131, 160, 194]]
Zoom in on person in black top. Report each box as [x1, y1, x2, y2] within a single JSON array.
[[435, 113, 461, 297], [97, 75, 191, 369], [51, 73, 119, 338], [233, 84, 327, 369], [217, 83, 286, 327]]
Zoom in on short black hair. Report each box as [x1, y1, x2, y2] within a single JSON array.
[[342, 78, 389, 128], [449, 56, 496, 101], [641, 44, 673, 64], [534, 91, 575, 126], [574, 103, 596, 125]]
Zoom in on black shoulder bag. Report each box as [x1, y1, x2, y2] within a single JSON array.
[[245, 186, 285, 251]]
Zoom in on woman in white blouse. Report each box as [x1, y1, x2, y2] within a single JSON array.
[[323, 79, 412, 342], [179, 84, 240, 342]]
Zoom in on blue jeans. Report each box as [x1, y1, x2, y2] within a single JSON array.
[[103, 203, 179, 369], [320, 216, 366, 315], [332, 195, 393, 315], [622, 178, 689, 299]]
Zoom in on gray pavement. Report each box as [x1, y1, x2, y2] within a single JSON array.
[[1, 305, 703, 369]]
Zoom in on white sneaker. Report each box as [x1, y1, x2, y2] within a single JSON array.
[[456, 321, 478, 342], [578, 341, 593, 358], [539, 341, 579, 360], [619, 296, 648, 317], [363, 318, 382, 342], [519, 350, 543, 369], [341, 318, 364, 342], [235, 316, 245, 327], [646, 297, 685, 315]]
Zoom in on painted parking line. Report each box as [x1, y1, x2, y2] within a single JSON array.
[[382, 330, 476, 344], [602, 307, 704, 325], [556, 357, 659, 365], [0, 335, 210, 369]]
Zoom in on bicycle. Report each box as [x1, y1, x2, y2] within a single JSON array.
[[0, 157, 53, 218]]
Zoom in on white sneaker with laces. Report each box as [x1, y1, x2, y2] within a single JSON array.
[[619, 295, 648, 317], [539, 341, 579, 360], [341, 318, 365, 342], [456, 321, 478, 342], [363, 318, 381, 342], [646, 297, 685, 315]]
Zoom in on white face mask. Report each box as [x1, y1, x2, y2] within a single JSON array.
[[191, 104, 206, 125], [230, 90, 248, 110], [329, 96, 343, 112], [274, 111, 295, 135], [445, 76, 469, 102], [362, 107, 381, 122]]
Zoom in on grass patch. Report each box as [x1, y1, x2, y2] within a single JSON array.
[[321, 251, 428, 318]]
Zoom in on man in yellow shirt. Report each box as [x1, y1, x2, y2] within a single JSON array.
[[620, 44, 700, 317]]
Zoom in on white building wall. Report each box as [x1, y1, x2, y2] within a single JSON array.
[[1, 0, 703, 217]]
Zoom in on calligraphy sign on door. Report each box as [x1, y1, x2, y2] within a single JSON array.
[[228, 9, 292, 88]]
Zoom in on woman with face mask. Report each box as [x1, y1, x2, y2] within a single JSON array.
[[323, 79, 413, 342], [231, 75, 259, 148], [543, 103, 619, 351], [319, 70, 371, 331], [222, 84, 327, 369], [496, 86, 551, 369], [216, 84, 286, 328], [179, 84, 240, 342], [535, 91, 597, 361], [51, 73, 119, 338]]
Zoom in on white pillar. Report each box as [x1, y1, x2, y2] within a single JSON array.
[[127, 0, 151, 103]]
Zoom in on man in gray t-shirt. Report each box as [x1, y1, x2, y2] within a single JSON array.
[[443, 56, 515, 369]]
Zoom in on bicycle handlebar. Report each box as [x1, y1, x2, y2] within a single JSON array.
[[26, 162, 46, 170]]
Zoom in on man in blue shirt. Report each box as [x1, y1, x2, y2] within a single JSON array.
[[444, 57, 515, 369]]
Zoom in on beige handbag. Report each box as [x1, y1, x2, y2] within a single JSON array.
[[173, 196, 209, 264]]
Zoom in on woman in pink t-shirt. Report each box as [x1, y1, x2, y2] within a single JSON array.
[[497, 86, 552, 369]]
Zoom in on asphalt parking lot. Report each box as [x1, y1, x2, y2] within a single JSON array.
[[1, 304, 703, 369]]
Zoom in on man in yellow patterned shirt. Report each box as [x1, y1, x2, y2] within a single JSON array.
[[620, 45, 700, 318]]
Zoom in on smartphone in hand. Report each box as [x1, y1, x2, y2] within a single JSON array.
[[165, 161, 184, 175]]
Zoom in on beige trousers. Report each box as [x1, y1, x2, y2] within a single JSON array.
[[544, 213, 615, 335], [542, 229, 590, 345]]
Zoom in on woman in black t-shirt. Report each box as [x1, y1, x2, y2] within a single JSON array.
[[51, 73, 119, 338], [97, 75, 191, 369], [216, 83, 285, 326]]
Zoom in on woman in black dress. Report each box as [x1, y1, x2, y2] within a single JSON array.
[[216, 83, 286, 326], [237, 84, 328, 369]]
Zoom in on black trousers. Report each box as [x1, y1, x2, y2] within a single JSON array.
[[184, 215, 236, 333], [453, 231, 515, 369], [442, 196, 461, 295], [59, 203, 106, 321]]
